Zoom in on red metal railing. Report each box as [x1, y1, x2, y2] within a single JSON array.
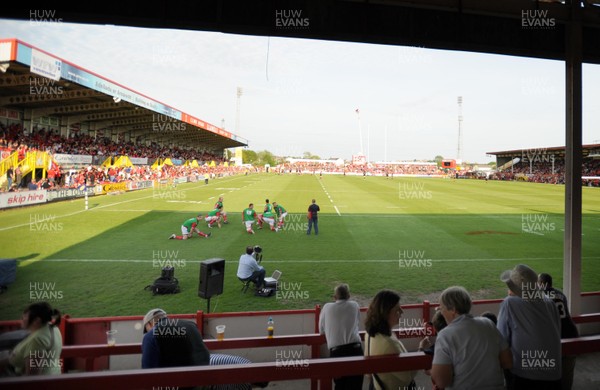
[[2, 335, 600, 390]]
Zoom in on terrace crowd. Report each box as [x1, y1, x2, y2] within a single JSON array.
[[489, 158, 600, 186], [0, 123, 225, 162], [277, 161, 443, 176]]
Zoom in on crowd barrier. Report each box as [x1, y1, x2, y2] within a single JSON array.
[[1, 335, 599, 390]]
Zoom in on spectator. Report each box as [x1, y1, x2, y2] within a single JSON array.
[[421, 311, 447, 390], [430, 286, 511, 389], [319, 283, 363, 390], [141, 308, 210, 389], [6, 166, 13, 189], [14, 167, 22, 188], [538, 272, 579, 390], [498, 264, 561, 390], [27, 180, 38, 191], [481, 311, 498, 325], [364, 289, 417, 390], [307, 199, 320, 235], [0, 301, 62, 376], [236, 246, 266, 291]]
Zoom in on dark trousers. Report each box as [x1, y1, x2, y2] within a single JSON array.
[[562, 355, 576, 390], [512, 375, 561, 390], [330, 343, 363, 390], [250, 269, 266, 288], [307, 217, 318, 235]]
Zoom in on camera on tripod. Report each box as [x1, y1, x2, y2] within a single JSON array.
[[252, 245, 263, 263]]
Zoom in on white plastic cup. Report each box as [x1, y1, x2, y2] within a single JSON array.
[[216, 325, 226, 341], [106, 330, 117, 346]]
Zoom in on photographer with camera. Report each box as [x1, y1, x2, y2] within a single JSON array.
[[236, 245, 266, 291]]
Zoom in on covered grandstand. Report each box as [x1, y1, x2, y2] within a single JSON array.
[[0, 38, 247, 164], [488, 144, 600, 185]]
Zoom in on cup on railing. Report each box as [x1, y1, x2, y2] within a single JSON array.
[[216, 325, 226, 341], [106, 330, 117, 346]]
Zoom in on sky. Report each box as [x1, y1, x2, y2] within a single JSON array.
[[1, 17, 599, 163]]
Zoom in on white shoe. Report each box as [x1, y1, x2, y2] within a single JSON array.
[[169, 234, 176, 239]]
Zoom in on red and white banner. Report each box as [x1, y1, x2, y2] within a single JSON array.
[[0, 190, 47, 209]]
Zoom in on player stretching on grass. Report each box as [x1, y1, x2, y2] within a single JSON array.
[[242, 203, 258, 234], [273, 202, 287, 231], [259, 199, 277, 232], [169, 215, 211, 240], [205, 208, 222, 229], [214, 196, 228, 224]]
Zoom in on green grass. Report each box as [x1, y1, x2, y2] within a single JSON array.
[[0, 174, 599, 320]]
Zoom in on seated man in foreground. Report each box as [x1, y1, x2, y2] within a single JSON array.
[[236, 246, 266, 290]]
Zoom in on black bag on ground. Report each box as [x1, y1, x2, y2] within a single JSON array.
[[255, 287, 275, 297], [145, 267, 180, 295], [146, 277, 180, 295]]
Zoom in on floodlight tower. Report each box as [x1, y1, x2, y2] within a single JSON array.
[[457, 96, 463, 162], [235, 87, 243, 134], [355, 108, 364, 155]]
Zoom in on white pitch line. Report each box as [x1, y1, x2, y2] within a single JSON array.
[[40, 257, 576, 264], [334, 206, 341, 216], [0, 180, 235, 232]]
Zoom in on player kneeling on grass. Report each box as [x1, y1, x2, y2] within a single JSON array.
[[242, 203, 258, 234], [273, 202, 287, 231], [169, 215, 211, 240], [205, 208, 222, 229], [214, 196, 229, 224], [261, 211, 277, 232]]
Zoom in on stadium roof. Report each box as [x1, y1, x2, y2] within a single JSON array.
[[0, 38, 247, 151], [1, 2, 599, 64], [488, 143, 600, 157]]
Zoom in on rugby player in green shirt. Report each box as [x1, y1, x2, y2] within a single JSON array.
[[242, 203, 258, 234], [169, 215, 211, 240]]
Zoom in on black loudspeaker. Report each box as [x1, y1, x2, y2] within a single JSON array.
[[198, 258, 225, 299]]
